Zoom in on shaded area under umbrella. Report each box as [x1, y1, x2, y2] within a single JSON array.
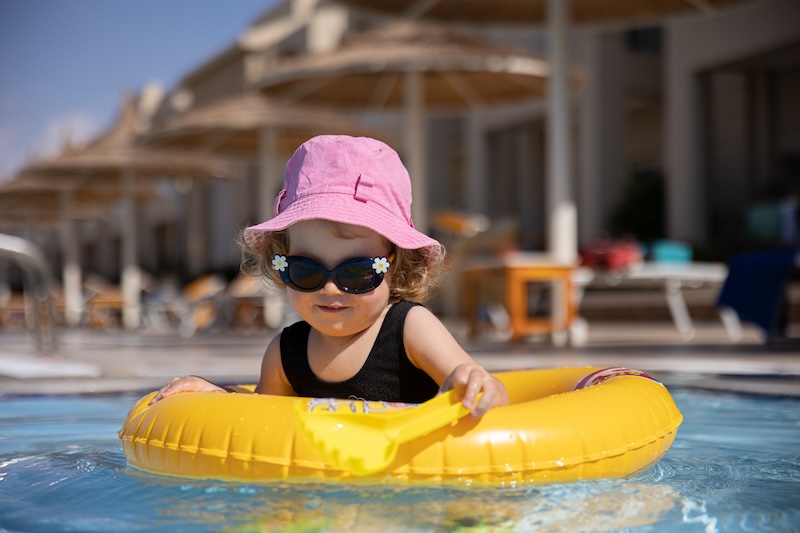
[[0, 177, 158, 326], [331, 0, 767, 262], [258, 22, 567, 231], [18, 95, 241, 329], [0, 177, 157, 219]]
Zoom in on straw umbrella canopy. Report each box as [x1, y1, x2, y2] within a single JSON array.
[[328, 0, 759, 25], [257, 22, 562, 232], [21, 97, 235, 186], [330, 0, 765, 262], [141, 91, 386, 157], [18, 95, 239, 329], [140, 91, 393, 221]]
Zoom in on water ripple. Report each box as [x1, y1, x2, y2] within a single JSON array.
[[0, 390, 798, 532]]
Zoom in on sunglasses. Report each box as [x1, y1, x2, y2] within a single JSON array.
[[272, 254, 393, 294]]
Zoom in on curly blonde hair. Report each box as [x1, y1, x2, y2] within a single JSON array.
[[238, 223, 447, 303]]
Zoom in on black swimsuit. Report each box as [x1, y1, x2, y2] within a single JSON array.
[[280, 300, 440, 402]]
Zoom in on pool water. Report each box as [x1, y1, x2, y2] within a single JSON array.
[[1, 388, 798, 532]]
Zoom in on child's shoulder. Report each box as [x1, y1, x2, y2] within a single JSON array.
[[391, 299, 429, 316], [402, 301, 437, 322], [402, 302, 458, 354]]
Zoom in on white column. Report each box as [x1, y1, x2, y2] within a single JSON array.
[[258, 126, 281, 221], [404, 70, 428, 232], [464, 112, 487, 214], [121, 168, 141, 329], [60, 189, 83, 326], [546, 0, 577, 263], [664, 31, 705, 242], [258, 125, 289, 329]]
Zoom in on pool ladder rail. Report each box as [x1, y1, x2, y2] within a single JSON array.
[[0, 233, 58, 353]]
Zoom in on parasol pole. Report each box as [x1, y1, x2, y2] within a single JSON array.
[[547, 0, 577, 264], [258, 125, 287, 329], [258, 126, 281, 222], [404, 70, 428, 232], [121, 167, 141, 329], [59, 189, 83, 326]]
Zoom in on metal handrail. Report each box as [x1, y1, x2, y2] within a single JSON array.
[[0, 233, 58, 353]]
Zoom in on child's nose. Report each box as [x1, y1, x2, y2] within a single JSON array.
[[318, 276, 343, 294]]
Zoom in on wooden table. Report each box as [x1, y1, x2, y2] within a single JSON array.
[[86, 289, 125, 329], [461, 254, 577, 344]]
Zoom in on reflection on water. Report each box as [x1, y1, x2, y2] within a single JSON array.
[[148, 478, 677, 532], [0, 390, 798, 532]]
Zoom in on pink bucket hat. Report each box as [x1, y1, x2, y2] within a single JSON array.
[[244, 135, 441, 258]]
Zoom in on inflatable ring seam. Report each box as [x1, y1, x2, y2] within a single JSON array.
[[126, 434, 298, 466]]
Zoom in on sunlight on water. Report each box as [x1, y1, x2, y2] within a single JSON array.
[[0, 389, 798, 532]]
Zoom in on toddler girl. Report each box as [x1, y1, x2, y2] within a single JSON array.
[[152, 135, 508, 417]]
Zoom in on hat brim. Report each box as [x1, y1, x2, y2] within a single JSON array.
[[244, 192, 441, 257]]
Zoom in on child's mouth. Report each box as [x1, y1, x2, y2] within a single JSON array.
[[317, 304, 347, 312]]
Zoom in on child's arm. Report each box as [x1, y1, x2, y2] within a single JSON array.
[[254, 332, 297, 396], [403, 306, 509, 417], [149, 375, 230, 404], [150, 333, 295, 403]]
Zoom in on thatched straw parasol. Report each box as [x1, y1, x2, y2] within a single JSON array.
[[258, 22, 565, 231], [141, 91, 393, 221], [331, 0, 767, 263], [330, 0, 762, 25], [142, 91, 384, 157], [19, 95, 240, 329]]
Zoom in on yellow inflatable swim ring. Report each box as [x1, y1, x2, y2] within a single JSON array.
[[119, 366, 682, 485]]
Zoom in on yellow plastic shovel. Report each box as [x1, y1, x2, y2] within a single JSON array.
[[294, 390, 471, 475]]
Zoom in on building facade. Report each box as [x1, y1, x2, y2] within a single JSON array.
[[16, 0, 797, 303]]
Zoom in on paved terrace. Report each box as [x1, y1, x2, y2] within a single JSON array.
[[1, 318, 799, 397]]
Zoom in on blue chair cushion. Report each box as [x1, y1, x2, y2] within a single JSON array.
[[717, 249, 797, 338]]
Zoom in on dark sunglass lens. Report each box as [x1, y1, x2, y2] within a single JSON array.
[[287, 260, 326, 291], [337, 260, 378, 292]]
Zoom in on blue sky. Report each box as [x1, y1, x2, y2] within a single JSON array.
[[0, 0, 280, 180]]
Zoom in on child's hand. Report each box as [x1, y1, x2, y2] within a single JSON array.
[[438, 364, 509, 418], [150, 376, 227, 404]]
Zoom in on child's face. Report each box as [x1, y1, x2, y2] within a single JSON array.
[[285, 220, 392, 337]]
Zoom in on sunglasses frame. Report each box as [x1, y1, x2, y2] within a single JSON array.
[[273, 253, 393, 294]]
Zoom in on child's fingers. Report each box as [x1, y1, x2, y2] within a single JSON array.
[[439, 365, 473, 397], [463, 372, 507, 417], [149, 376, 211, 404], [460, 372, 484, 411], [439, 365, 508, 417], [150, 377, 178, 403], [445, 365, 488, 414], [473, 378, 508, 417]]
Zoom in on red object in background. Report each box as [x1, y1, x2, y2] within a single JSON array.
[[580, 236, 643, 271]]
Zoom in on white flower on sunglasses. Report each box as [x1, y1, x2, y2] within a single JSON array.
[[372, 256, 391, 274], [272, 254, 288, 272]]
